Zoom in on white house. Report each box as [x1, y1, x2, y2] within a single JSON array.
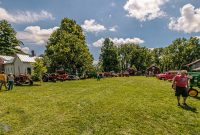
[[0, 54, 38, 76]]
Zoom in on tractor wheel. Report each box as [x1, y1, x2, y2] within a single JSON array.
[[42, 76, 49, 82], [15, 81, 22, 86], [188, 89, 198, 97]]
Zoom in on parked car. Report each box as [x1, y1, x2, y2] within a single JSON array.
[[56, 70, 68, 81], [67, 75, 80, 80], [157, 70, 179, 81], [42, 70, 68, 82]]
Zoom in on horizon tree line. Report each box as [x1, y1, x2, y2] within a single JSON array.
[[0, 19, 200, 75]]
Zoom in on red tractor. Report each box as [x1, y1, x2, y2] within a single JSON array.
[[15, 74, 33, 86], [42, 73, 57, 82]]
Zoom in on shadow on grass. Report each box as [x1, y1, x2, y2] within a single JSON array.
[[0, 84, 41, 93], [180, 105, 198, 113], [15, 84, 41, 87], [192, 96, 200, 100]]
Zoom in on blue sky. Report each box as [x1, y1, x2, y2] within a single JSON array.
[[0, 0, 200, 61]]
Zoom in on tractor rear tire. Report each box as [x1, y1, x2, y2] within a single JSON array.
[[188, 89, 198, 97]]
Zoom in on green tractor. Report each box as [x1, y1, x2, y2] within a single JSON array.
[[188, 72, 200, 97]]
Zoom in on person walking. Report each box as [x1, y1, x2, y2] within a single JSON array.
[[8, 73, 14, 90], [172, 70, 190, 106], [0, 71, 8, 90]]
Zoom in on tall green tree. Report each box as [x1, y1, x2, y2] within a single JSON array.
[[119, 44, 133, 71], [0, 20, 23, 55], [33, 58, 47, 82], [99, 38, 120, 72], [159, 37, 200, 71], [45, 18, 93, 75], [151, 48, 163, 66]]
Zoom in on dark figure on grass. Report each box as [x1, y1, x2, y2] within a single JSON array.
[[0, 71, 8, 90], [97, 73, 101, 81], [172, 70, 190, 106], [7, 73, 14, 90]]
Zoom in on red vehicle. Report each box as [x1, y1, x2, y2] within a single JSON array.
[[42, 73, 57, 82], [157, 71, 179, 81], [56, 70, 68, 81], [42, 70, 68, 82], [15, 74, 33, 86]]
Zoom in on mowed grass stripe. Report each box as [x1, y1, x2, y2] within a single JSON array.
[[0, 77, 199, 135]]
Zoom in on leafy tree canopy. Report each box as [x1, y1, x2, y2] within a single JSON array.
[[45, 18, 93, 75], [0, 20, 23, 55]]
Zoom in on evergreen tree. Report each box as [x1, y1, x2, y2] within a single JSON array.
[[0, 20, 23, 55]]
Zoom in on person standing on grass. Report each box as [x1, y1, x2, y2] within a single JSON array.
[[0, 71, 8, 90], [97, 73, 101, 81], [8, 73, 14, 90], [172, 70, 190, 106]]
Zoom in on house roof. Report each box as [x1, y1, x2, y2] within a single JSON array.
[[1, 54, 38, 64], [4, 58, 15, 64], [0, 55, 14, 64], [0, 55, 14, 61], [147, 64, 159, 70], [186, 59, 200, 66], [193, 67, 200, 71], [16, 54, 36, 63]]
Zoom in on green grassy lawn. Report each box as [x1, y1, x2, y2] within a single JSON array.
[[0, 77, 199, 135]]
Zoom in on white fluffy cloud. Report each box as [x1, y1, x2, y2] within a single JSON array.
[[109, 25, 118, 32], [124, 0, 168, 21], [81, 19, 106, 33], [93, 60, 99, 65], [17, 26, 59, 45], [15, 46, 30, 54], [169, 4, 200, 33], [93, 37, 144, 47], [93, 38, 105, 47], [0, 7, 54, 23]]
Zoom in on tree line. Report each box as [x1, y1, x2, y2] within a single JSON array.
[[99, 37, 200, 73], [0, 18, 200, 76]]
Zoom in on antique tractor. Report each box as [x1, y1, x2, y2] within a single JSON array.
[[42, 73, 57, 82], [188, 72, 200, 97], [15, 74, 33, 86]]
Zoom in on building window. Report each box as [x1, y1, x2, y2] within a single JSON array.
[[27, 68, 31, 75]]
